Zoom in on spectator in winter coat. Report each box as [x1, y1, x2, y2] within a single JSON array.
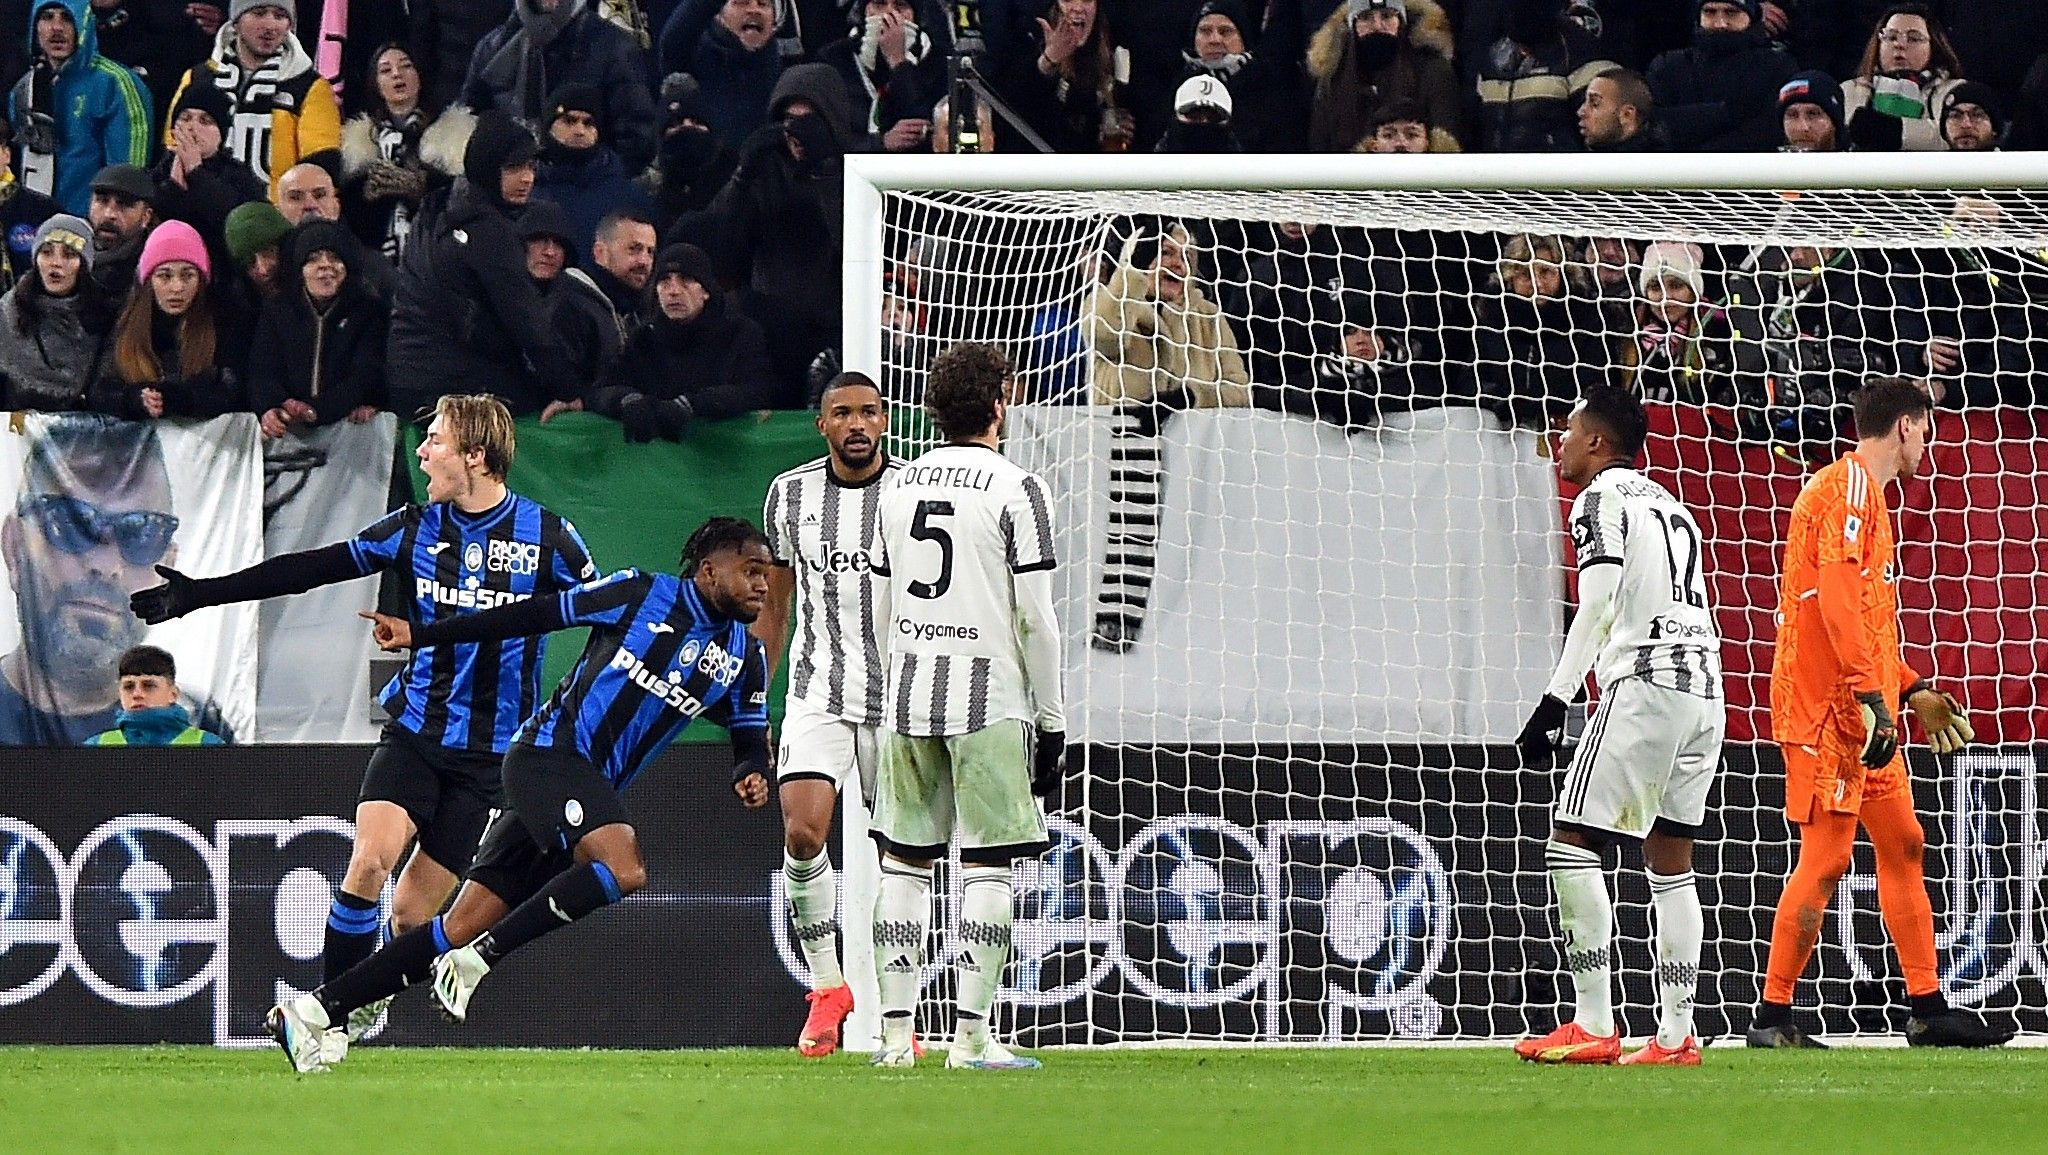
[[88, 0, 211, 139], [686, 63, 854, 408], [339, 43, 474, 263], [1646, 0, 1798, 151], [1468, 0, 1616, 153], [249, 218, 384, 437], [1614, 241, 1760, 407], [1173, 1, 1306, 154], [820, 0, 948, 151], [593, 242, 776, 439], [1578, 67, 1663, 151], [0, 214, 116, 411], [554, 207, 655, 396], [1777, 69, 1843, 151], [532, 82, 652, 261], [1841, 4, 1967, 152], [658, 0, 784, 151], [1472, 233, 1612, 427], [150, 81, 267, 272], [216, 197, 286, 364], [166, 0, 341, 198], [1939, 80, 2004, 151], [519, 194, 575, 292], [648, 72, 738, 224], [9, 0, 153, 216], [85, 161, 152, 294], [94, 219, 242, 419], [1308, 0, 1460, 153], [1088, 222, 1250, 409], [467, 0, 658, 170], [1155, 75, 1242, 153], [993, 0, 1134, 153], [1357, 98, 1458, 151], [0, 117, 61, 287], [387, 112, 576, 417]]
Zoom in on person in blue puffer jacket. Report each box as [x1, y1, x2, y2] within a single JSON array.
[[8, 0, 152, 216]]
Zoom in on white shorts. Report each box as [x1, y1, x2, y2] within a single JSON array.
[[1556, 678, 1725, 839], [777, 696, 879, 799]]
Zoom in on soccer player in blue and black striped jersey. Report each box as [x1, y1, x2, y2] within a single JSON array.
[[263, 518, 774, 1073], [129, 395, 595, 1045]]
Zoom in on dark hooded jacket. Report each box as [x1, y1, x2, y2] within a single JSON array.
[[553, 260, 643, 391], [1306, 0, 1462, 152], [386, 113, 577, 417], [463, 0, 659, 170], [1467, 0, 1617, 153], [657, 0, 784, 150], [593, 242, 776, 427], [1646, 0, 1798, 151], [248, 218, 387, 423]]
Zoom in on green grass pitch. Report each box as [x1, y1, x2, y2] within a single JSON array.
[[3, 1045, 2043, 1153]]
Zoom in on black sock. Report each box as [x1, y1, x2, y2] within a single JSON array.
[[1752, 1000, 1792, 1029], [1908, 991, 1951, 1018], [322, 890, 381, 988], [473, 862, 622, 966], [317, 918, 450, 1023]]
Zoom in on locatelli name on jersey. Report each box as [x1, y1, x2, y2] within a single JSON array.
[[415, 578, 533, 612], [896, 464, 996, 491]]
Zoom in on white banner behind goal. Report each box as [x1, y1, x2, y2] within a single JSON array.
[[838, 154, 2048, 1045]]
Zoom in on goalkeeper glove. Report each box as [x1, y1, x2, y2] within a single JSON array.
[[1854, 690, 1898, 769], [130, 565, 204, 624], [1907, 684, 1976, 754], [1515, 694, 1569, 767], [1031, 728, 1066, 798]]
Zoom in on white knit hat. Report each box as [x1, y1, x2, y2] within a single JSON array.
[[1638, 241, 1705, 297]]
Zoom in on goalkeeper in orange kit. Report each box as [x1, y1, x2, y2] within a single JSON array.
[[1748, 379, 2011, 1049]]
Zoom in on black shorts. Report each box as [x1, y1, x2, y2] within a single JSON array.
[[359, 722, 503, 873], [465, 811, 574, 909], [501, 742, 630, 853]]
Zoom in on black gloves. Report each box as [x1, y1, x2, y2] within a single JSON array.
[[1855, 690, 1899, 769], [1031, 729, 1066, 798], [620, 394, 692, 443], [130, 564, 204, 625], [1516, 694, 1569, 767]]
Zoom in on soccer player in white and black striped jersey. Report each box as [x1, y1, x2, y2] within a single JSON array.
[[867, 343, 1066, 1071], [754, 372, 903, 1058]]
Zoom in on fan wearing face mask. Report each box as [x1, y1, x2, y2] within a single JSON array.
[[819, 0, 951, 152], [1645, 0, 1798, 151], [1306, 0, 1460, 153]]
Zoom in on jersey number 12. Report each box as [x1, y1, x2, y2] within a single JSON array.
[[1652, 508, 1707, 609]]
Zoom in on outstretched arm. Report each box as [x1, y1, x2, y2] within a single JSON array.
[[368, 593, 573, 650], [132, 542, 369, 623]]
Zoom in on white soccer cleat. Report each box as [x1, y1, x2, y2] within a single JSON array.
[[264, 994, 332, 1074], [430, 945, 490, 1024], [945, 1038, 1041, 1070], [319, 1027, 348, 1068], [869, 1044, 918, 1069], [345, 996, 392, 1043]]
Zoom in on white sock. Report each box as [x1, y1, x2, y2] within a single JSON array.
[[1648, 869, 1703, 1047], [1546, 840, 1614, 1036], [874, 858, 932, 1048], [784, 848, 843, 990], [953, 864, 1013, 1049]]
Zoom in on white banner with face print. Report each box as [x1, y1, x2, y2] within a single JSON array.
[[0, 412, 262, 746]]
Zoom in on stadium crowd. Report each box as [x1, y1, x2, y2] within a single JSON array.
[[0, 0, 2031, 439]]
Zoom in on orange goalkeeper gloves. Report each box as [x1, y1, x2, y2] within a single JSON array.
[[1907, 684, 1976, 755]]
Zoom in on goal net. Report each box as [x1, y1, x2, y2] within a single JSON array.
[[833, 152, 2048, 1046]]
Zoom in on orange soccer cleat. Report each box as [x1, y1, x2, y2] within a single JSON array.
[[1620, 1037, 1702, 1066], [1514, 1022, 1622, 1064], [797, 985, 856, 1058]]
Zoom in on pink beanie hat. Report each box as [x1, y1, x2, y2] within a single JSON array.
[[137, 221, 212, 284]]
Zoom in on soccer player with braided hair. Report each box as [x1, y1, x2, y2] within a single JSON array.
[[264, 517, 775, 1073]]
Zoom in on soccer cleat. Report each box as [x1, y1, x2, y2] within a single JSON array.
[[1513, 1022, 1621, 1064], [797, 985, 856, 1058], [1620, 1036, 1701, 1066], [345, 996, 391, 1043], [1907, 1011, 2014, 1048], [264, 994, 332, 1074], [869, 1044, 917, 1069], [1744, 1022, 1829, 1049], [318, 1028, 348, 1068], [945, 1038, 1042, 1070], [430, 945, 490, 1024]]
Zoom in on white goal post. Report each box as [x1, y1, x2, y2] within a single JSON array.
[[831, 152, 2048, 1048]]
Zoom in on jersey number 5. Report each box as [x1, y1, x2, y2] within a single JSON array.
[[1652, 509, 1707, 609], [909, 500, 955, 600]]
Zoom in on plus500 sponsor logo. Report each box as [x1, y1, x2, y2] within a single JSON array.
[[414, 579, 529, 611]]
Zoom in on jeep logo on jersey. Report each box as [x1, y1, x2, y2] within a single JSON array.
[[489, 540, 540, 575], [463, 542, 484, 571], [805, 548, 874, 575]]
